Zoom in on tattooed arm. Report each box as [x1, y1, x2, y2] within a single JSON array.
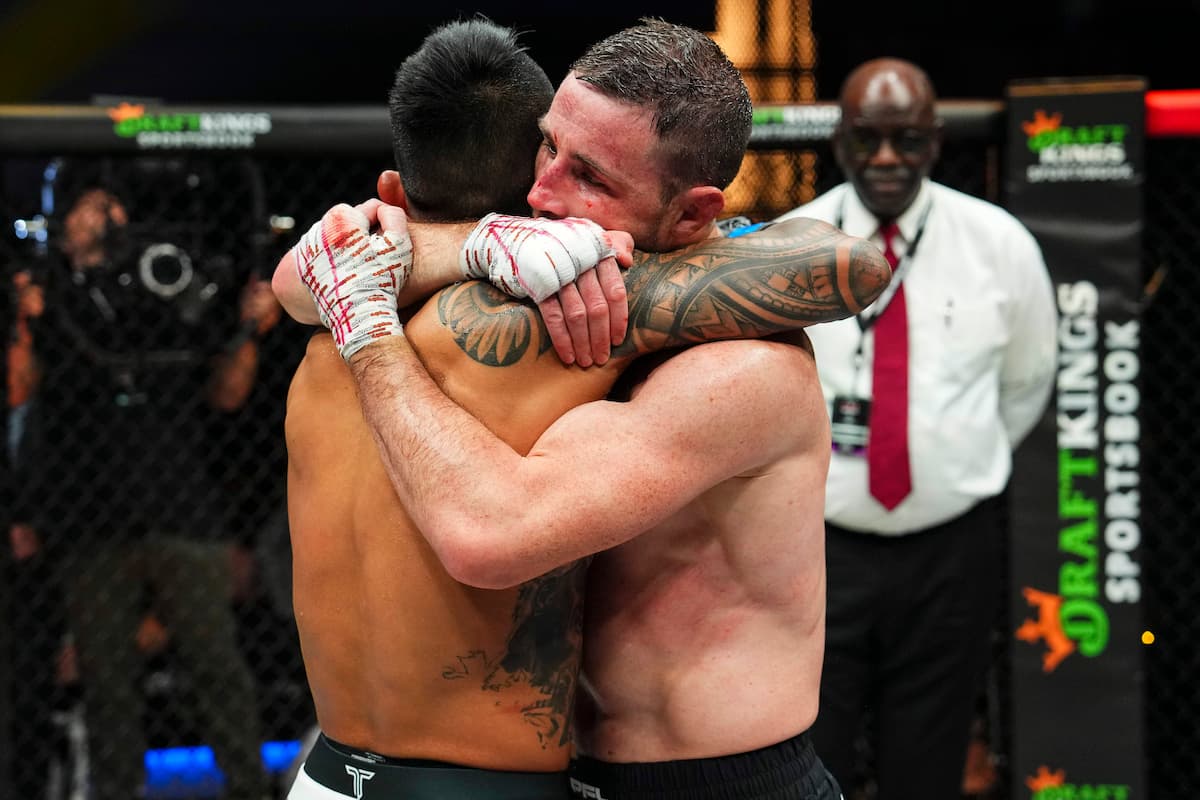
[[616, 215, 888, 356], [413, 214, 888, 372], [345, 216, 885, 587]]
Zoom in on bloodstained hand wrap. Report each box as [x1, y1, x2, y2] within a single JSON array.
[[459, 213, 615, 303], [292, 204, 413, 360]]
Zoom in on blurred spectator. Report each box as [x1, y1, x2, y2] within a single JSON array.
[[8, 267, 44, 460], [14, 182, 278, 800]]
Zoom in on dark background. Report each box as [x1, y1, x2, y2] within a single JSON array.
[[0, 0, 1197, 106]]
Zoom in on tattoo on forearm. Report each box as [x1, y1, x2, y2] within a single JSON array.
[[617, 221, 886, 357], [441, 560, 586, 748], [440, 217, 888, 366]]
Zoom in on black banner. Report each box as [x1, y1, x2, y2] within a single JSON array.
[[0, 103, 391, 155], [0, 100, 1006, 156], [1005, 78, 1146, 799]]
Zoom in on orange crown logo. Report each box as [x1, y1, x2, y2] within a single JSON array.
[[1015, 587, 1076, 673], [106, 102, 145, 123], [1022, 110, 1063, 138], [1026, 765, 1067, 792]]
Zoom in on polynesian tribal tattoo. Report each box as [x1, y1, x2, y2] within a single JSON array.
[[437, 280, 553, 366], [442, 560, 587, 748], [439, 217, 887, 366]]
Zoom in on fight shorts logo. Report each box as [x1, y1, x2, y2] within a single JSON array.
[[569, 777, 610, 799], [344, 765, 375, 799]]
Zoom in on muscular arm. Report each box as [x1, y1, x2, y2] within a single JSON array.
[[352, 337, 821, 589], [348, 217, 886, 588], [417, 215, 888, 369], [272, 212, 886, 342], [614, 216, 887, 356]]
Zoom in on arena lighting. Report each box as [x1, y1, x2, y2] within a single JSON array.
[[143, 741, 302, 795]]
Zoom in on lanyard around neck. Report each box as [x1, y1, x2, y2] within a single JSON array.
[[836, 195, 933, 334]]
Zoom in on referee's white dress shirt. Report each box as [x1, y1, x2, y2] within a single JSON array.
[[777, 180, 1057, 534]]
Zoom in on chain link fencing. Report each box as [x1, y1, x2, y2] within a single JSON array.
[[0, 104, 1194, 799]]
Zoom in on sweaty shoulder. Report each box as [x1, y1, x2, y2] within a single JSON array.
[[639, 332, 816, 386], [288, 332, 354, 403], [285, 332, 362, 465], [630, 335, 828, 462]]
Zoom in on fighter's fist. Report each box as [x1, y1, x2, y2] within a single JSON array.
[[460, 213, 630, 303], [292, 203, 413, 360]]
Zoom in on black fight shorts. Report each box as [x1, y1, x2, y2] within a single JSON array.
[[569, 732, 842, 800], [289, 733, 569, 799]]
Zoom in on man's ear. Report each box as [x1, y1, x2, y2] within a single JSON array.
[[665, 185, 726, 245], [377, 170, 409, 210]]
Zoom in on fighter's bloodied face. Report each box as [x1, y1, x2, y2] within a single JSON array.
[[833, 68, 940, 221], [527, 74, 676, 252]]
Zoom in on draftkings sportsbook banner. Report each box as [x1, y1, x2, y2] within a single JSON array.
[[1005, 78, 1146, 799]]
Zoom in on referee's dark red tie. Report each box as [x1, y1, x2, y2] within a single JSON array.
[[868, 222, 912, 510]]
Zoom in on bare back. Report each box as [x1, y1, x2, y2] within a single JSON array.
[[286, 281, 623, 771], [578, 336, 831, 762], [286, 216, 878, 769]]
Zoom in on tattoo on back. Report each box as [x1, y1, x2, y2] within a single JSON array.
[[440, 218, 888, 366], [442, 560, 587, 749], [437, 283, 549, 367]]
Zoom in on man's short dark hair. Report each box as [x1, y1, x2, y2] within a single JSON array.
[[570, 18, 752, 197], [389, 18, 554, 220]]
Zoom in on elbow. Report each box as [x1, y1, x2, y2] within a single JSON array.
[[845, 237, 892, 314], [432, 520, 529, 590]]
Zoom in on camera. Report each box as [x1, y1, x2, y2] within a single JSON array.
[[104, 222, 232, 329]]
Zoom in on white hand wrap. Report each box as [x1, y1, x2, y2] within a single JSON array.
[[459, 213, 615, 303], [292, 205, 413, 360]]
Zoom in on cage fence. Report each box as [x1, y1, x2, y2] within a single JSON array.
[[0, 99, 1195, 800]]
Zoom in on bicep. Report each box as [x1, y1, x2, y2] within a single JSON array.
[[619, 218, 889, 358], [512, 342, 813, 559]]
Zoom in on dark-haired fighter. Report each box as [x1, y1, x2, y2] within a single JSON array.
[[284, 18, 878, 800]]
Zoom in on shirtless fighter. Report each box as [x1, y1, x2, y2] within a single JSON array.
[[280, 18, 884, 800], [286, 19, 878, 800]]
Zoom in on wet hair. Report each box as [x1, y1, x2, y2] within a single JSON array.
[[388, 18, 554, 220], [570, 18, 752, 196]]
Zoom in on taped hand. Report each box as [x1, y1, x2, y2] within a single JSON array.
[[292, 202, 413, 360]]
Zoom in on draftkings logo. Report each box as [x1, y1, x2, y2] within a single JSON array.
[[1026, 765, 1131, 799], [751, 105, 840, 143], [1014, 587, 1080, 672], [106, 101, 271, 149], [1021, 109, 1132, 183]]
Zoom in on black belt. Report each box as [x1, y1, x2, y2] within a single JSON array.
[[303, 734, 568, 800]]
